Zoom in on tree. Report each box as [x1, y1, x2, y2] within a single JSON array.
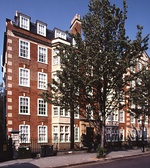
[[41, 33, 85, 149], [41, 0, 149, 149], [127, 57, 150, 151]]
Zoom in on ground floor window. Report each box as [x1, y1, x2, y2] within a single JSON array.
[[52, 125, 70, 142], [119, 129, 124, 141], [74, 127, 79, 142], [19, 125, 30, 143], [53, 126, 58, 142], [138, 128, 148, 141], [38, 125, 47, 143], [60, 126, 69, 142], [106, 126, 119, 142]]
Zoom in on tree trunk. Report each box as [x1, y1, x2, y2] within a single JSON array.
[[142, 113, 145, 152], [101, 114, 105, 148], [70, 108, 74, 150]]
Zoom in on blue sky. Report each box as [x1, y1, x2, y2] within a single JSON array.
[[0, 0, 150, 83]]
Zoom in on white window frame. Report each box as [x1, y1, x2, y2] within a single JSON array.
[[131, 99, 135, 109], [60, 108, 69, 117], [86, 86, 93, 97], [19, 96, 30, 115], [145, 115, 148, 125], [138, 115, 142, 124], [52, 73, 59, 82], [19, 39, 30, 59], [53, 48, 59, 55], [37, 22, 46, 37], [19, 68, 30, 87], [74, 127, 79, 142], [131, 129, 136, 141], [137, 78, 142, 85], [144, 128, 148, 140], [138, 128, 148, 140], [53, 106, 58, 116], [74, 106, 79, 119], [107, 111, 118, 122], [120, 91, 125, 105], [131, 80, 135, 88], [105, 127, 119, 142], [86, 104, 93, 120], [38, 46, 47, 64], [60, 125, 69, 142], [60, 108, 64, 116], [119, 129, 124, 141], [53, 55, 59, 65], [53, 125, 58, 142], [65, 109, 69, 117], [106, 127, 111, 142], [38, 72, 47, 90], [53, 48, 59, 65], [119, 110, 125, 123], [55, 29, 66, 40], [20, 15, 30, 30], [137, 62, 142, 71], [112, 111, 118, 122], [131, 113, 135, 123], [38, 98, 47, 116], [19, 124, 30, 143], [38, 125, 48, 143]]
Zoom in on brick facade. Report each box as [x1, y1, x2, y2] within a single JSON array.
[[2, 11, 150, 152]]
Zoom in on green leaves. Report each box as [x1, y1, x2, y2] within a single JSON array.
[[128, 63, 150, 117], [41, 0, 149, 148]]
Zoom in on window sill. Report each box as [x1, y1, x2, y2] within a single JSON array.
[[37, 141, 48, 144], [38, 115, 48, 117], [19, 113, 30, 115], [19, 85, 30, 88]]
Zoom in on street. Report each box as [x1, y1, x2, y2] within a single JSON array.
[[71, 154, 150, 168]]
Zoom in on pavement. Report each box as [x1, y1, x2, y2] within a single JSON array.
[[0, 148, 150, 168]]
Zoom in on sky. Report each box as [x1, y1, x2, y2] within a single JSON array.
[[0, 0, 150, 83]]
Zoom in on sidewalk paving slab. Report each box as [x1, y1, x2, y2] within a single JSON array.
[[0, 149, 150, 168]]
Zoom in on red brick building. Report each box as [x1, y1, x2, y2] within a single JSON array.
[[2, 12, 81, 152]]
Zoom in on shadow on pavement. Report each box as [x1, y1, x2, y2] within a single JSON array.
[[0, 162, 39, 168]]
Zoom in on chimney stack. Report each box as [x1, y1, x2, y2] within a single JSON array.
[[70, 14, 81, 35]]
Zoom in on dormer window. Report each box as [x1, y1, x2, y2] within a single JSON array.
[[54, 29, 66, 40], [19, 15, 30, 30], [37, 21, 47, 37]]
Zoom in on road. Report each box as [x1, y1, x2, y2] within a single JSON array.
[[71, 154, 150, 168]]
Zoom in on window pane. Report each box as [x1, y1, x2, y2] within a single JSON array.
[[19, 68, 29, 86], [38, 72, 47, 89], [60, 126, 64, 132], [38, 99, 47, 115], [20, 16, 29, 30], [65, 134, 69, 141], [19, 125, 30, 143], [38, 46, 47, 63], [38, 126, 47, 142], [37, 23, 46, 36], [53, 56, 58, 65], [20, 40, 29, 58], [60, 108, 64, 116], [65, 126, 69, 132], [60, 134, 64, 142], [74, 127, 79, 141], [53, 107, 58, 115], [19, 97, 29, 114]]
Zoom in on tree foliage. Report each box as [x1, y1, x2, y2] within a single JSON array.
[[127, 59, 150, 118], [41, 0, 149, 148]]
